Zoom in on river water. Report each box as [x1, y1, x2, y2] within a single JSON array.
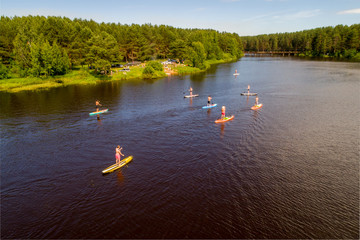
[[1, 57, 359, 239]]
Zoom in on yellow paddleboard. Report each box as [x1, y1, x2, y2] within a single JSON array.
[[102, 156, 133, 174]]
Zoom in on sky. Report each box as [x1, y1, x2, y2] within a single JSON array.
[[1, 0, 359, 36]]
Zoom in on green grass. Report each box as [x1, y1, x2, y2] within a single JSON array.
[[175, 54, 238, 74], [175, 65, 202, 74], [110, 66, 143, 80], [0, 68, 100, 92]]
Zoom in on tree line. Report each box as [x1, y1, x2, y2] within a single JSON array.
[[241, 24, 360, 59], [0, 16, 358, 80], [0, 15, 244, 78]]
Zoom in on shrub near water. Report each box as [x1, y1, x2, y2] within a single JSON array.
[[142, 61, 166, 79], [147, 61, 163, 71], [0, 63, 9, 79]]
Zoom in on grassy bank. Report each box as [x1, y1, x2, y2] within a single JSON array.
[[0, 56, 239, 93], [173, 54, 238, 75], [0, 67, 149, 93], [0, 68, 98, 93]]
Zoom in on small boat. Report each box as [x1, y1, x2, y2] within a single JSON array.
[[202, 103, 217, 109], [102, 156, 133, 174], [241, 92, 257, 96], [251, 104, 263, 110], [215, 115, 234, 123], [89, 109, 109, 116], [184, 94, 199, 98]]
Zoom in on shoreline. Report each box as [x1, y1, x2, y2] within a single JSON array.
[[2, 54, 357, 94], [0, 57, 239, 93]]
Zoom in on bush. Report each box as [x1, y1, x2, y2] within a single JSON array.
[[352, 52, 360, 62], [142, 64, 167, 79], [143, 65, 155, 75], [142, 65, 155, 78], [147, 61, 163, 71], [343, 49, 357, 59], [0, 63, 9, 79], [94, 59, 111, 74]]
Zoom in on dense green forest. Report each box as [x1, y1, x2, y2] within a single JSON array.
[[242, 24, 360, 59], [0, 15, 243, 79], [0, 16, 359, 81]]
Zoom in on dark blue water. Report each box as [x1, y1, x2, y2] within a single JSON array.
[[1, 57, 359, 239]]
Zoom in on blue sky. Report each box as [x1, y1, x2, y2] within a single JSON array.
[[1, 0, 359, 35]]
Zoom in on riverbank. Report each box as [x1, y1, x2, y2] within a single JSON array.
[[0, 56, 239, 93]]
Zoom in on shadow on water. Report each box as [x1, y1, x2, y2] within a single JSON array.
[[189, 63, 221, 82], [0, 82, 124, 119]]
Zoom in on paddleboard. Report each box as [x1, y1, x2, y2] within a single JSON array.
[[184, 94, 199, 98], [102, 156, 133, 174], [89, 109, 109, 116], [241, 92, 257, 96], [251, 103, 263, 110], [202, 103, 217, 109], [215, 115, 234, 123]]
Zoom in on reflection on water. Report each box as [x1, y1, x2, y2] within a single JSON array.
[[220, 124, 225, 139], [1, 57, 359, 239], [116, 171, 124, 186], [252, 110, 259, 121]]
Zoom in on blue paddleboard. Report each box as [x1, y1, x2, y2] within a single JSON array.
[[202, 104, 217, 109], [89, 109, 109, 116]]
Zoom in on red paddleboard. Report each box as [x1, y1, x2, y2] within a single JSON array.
[[215, 115, 234, 123], [251, 103, 263, 110]]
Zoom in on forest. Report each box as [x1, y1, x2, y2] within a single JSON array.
[[242, 24, 360, 59], [0, 15, 243, 79], [0, 15, 359, 80]]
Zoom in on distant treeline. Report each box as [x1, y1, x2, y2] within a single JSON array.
[[241, 24, 360, 59], [0, 15, 243, 78]]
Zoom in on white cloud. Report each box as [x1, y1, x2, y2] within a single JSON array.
[[270, 9, 321, 22], [337, 8, 360, 15], [242, 9, 320, 23], [289, 9, 321, 19]]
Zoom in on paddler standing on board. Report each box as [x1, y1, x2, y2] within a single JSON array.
[[189, 86, 193, 97], [247, 85, 250, 94], [221, 106, 226, 120], [255, 96, 259, 106], [115, 145, 124, 165], [95, 100, 101, 112], [207, 95, 212, 106]]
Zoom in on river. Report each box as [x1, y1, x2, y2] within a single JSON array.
[[1, 57, 359, 239]]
